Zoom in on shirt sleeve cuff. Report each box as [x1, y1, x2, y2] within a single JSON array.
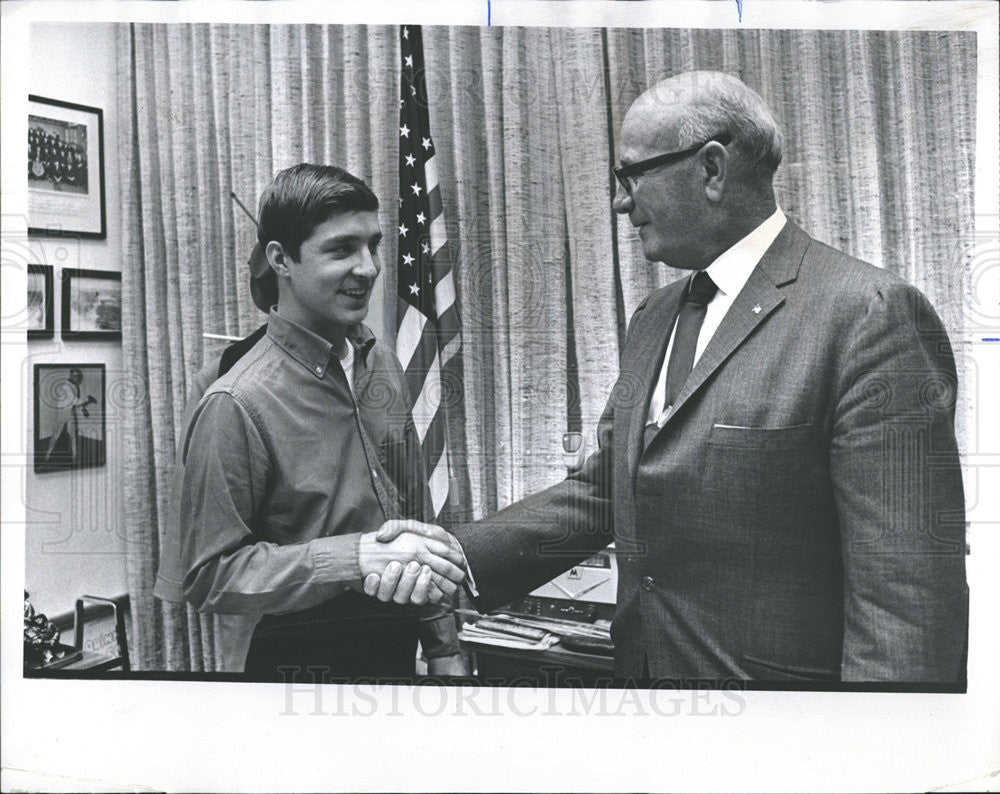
[[417, 612, 461, 658], [464, 560, 480, 597], [311, 533, 363, 585]]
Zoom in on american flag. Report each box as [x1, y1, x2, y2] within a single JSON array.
[[396, 25, 462, 519]]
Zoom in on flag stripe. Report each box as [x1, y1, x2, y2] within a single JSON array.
[[435, 310, 462, 354], [429, 215, 447, 256], [420, 408, 449, 476], [410, 351, 441, 443], [434, 269, 456, 316], [426, 182, 443, 223], [402, 320, 440, 411], [395, 304, 427, 370], [427, 448, 450, 517], [425, 155, 440, 192], [440, 332, 461, 369]]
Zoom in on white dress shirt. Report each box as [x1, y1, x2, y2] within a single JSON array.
[[337, 339, 355, 394], [646, 207, 787, 427]]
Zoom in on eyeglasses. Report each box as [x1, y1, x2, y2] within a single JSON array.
[[613, 133, 732, 194]]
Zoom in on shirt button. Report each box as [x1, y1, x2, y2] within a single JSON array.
[[641, 575, 655, 591], [371, 469, 378, 479], [315, 365, 323, 375]]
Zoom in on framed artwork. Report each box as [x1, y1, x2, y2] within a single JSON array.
[[61, 268, 121, 340], [33, 364, 106, 473], [27, 264, 54, 339], [28, 95, 107, 239]]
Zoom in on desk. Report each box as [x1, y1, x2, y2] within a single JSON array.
[[464, 640, 615, 687], [58, 650, 125, 672], [24, 648, 125, 676]]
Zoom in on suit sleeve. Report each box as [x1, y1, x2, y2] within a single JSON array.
[[449, 300, 659, 612], [830, 281, 967, 682], [180, 392, 359, 615], [450, 407, 616, 612]]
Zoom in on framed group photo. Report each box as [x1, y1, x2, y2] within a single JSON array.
[[60, 268, 121, 340], [32, 363, 106, 473], [27, 95, 106, 239]]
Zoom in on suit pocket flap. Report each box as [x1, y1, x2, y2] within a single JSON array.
[[708, 423, 814, 450]]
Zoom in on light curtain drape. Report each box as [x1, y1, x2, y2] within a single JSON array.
[[119, 24, 975, 670]]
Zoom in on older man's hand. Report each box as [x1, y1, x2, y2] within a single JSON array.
[[358, 520, 466, 605], [360, 519, 468, 605]]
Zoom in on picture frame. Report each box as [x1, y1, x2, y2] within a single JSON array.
[[60, 268, 121, 340], [27, 264, 54, 339], [33, 363, 106, 473], [28, 95, 107, 239]]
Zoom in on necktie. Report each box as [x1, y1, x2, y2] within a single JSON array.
[[644, 271, 718, 450]]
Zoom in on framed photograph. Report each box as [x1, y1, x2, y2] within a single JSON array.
[[28, 95, 106, 239], [27, 264, 54, 339], [61, 268, 121, 340], [33, 364, 106, 473]]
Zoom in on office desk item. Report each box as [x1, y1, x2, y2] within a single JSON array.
[[456, 546, 619, 684], [459, 610, 615, 685], [72, 594, 130, 671]]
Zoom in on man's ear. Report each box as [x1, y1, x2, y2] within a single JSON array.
[[265, 240, 291, 278], [701, 141, 728, 203]]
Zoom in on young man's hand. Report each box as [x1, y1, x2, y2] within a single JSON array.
[[358, 520, 466, 605]]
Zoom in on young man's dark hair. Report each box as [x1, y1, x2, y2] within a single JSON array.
[[256, 163, 379, 260]]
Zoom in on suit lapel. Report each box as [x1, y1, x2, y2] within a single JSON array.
[[656, 220, 812, 429], [665, 273, 783, 420], [625, 281, 686, 479]]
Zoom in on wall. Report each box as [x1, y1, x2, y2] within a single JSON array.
[[24, 22, 126, 619]]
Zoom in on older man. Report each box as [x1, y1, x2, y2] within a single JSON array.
[[378, 71, 968, 684]]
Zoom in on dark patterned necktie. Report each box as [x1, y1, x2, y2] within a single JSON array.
[[644, 271, 718, 450]]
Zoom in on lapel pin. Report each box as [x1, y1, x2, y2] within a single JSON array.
[[752, 304, 762, 314]]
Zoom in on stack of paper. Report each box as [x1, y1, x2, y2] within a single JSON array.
[[459, 615, 558, 650]]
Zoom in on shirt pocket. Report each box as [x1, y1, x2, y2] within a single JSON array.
[[376, 418, 409, 465], [378, 436, 406, 467], [707, 422, 814, 450]]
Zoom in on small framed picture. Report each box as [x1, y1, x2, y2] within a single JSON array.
[[28, 95, 107, 239], [61, 268, 121, 340], [27, 264, 54, 339], [33, 364, 106, 473]]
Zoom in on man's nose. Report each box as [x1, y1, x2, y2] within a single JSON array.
[[355, 248, 380, 280], [612, 183, 633, 214]]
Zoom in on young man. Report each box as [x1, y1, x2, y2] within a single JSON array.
[[178, 163, 466, 680]]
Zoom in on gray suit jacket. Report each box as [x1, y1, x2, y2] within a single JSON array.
[[453, 221, 967, 683]]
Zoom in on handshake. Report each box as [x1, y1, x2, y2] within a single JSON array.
[[357, 519, 467, 605]]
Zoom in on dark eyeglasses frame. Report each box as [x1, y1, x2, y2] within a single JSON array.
[[613, 133, 733, 194]]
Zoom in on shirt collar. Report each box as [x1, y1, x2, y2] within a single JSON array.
[[702, 207, 787, 297], [267, 309, 377, 379]]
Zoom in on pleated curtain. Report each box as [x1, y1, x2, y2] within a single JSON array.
[[118, 24, 975, 670]]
